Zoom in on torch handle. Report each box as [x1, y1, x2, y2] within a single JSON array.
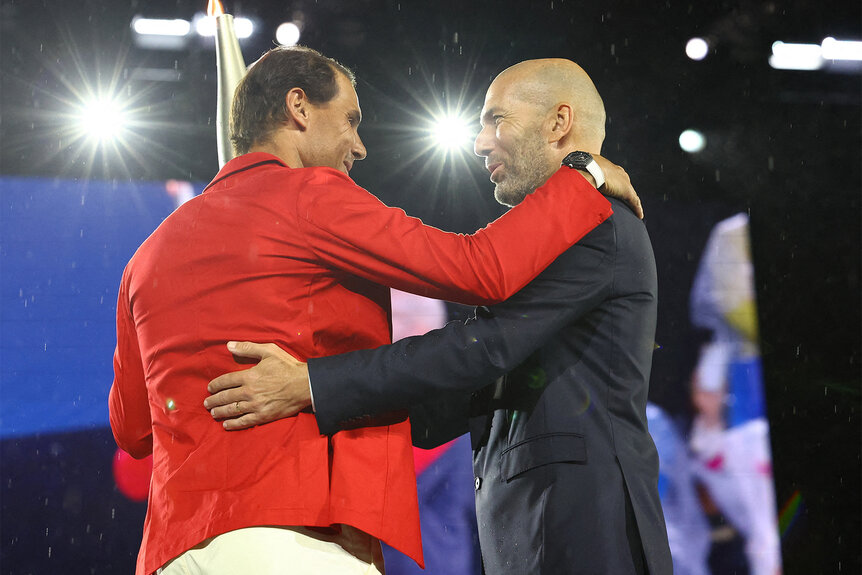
[[214, 14, 247, 168]]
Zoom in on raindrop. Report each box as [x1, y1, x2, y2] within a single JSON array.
[[715, 169, 720, 182]]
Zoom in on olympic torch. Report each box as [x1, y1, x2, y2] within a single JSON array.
[[207, 0, 247, 167]]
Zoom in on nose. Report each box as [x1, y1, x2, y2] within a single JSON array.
[[353, 133, 367, 161], [474, 124, 493, 158]]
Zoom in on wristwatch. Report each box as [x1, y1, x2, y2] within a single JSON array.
[[561, 151, 605, 189]]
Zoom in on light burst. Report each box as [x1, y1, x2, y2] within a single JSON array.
[[4, 18, 200, 181]]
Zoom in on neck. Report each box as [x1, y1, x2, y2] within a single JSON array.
[[556, 134, 602, 158], [250, 132, 304, 169]]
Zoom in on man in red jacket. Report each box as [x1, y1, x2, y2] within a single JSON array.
[[109, 46, 637, 575]]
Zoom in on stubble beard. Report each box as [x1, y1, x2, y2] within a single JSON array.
[[492, 131, 554, 208]]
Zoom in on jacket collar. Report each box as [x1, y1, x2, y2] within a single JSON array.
[[203, 152, 289, 193]]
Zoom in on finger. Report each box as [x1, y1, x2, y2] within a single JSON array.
[[207, 371, 244, 394], [208, 403, 236, 420], [226, 341, 279, 360], [223, 413, 259, 431], [204, 388, 242, 412], [210, 400, 246, 420]]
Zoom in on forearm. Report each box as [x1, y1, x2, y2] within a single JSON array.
[[301, 167, 612, 305], [309, 319, 502, 435], [309, 225, 614, 435]]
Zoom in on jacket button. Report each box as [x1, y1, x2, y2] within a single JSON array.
[[475, 476, 482, 491]]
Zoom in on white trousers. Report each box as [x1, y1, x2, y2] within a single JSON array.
[[156, 525, 386, 575]]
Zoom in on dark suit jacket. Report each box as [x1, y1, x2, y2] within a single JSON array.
[[309, 197, 673, 575]]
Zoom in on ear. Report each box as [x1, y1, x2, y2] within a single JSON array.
[[285, 88, 310, 130], [547, 103, 573, 145]]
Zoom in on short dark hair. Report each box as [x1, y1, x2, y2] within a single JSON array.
[[230, 46, 355, 155]]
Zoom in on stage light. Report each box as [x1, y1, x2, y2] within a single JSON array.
[[679, 129, 706, 153], [686, 38, 709, 61], [78, 98, 126, 142], [431, 114, 474, 152], [276, 22, 301, 46], [131, 17, 193, 50], [821, 37, 862, 61], [769, 41, 823, 71], [132, 17, 191, 37], [196, 14, 254, 39]]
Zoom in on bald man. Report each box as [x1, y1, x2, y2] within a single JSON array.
[[206, 59, 673, 574]]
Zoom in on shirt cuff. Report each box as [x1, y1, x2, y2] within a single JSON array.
[[308, 375, 316, 412]]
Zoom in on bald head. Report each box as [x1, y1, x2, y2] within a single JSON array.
[[493, 59, 606, 152], [475, 58, 607, 207]]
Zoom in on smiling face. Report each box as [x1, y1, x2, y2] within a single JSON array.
[[302, 72, 367, 174], [474, 73, 556, 207]]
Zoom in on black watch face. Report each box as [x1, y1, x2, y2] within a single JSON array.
[[563, 151, 592, 169]]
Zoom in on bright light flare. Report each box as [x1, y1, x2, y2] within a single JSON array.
[[78, 98, 126, 142], [686, 37, 709, 61], [276, 22, 301, 46], [821, 37, 862, 61], [679, 129, 706, 153], [430, 114, 474, 152], [132, 18, 191, 37], [769, 41, 823, 70]]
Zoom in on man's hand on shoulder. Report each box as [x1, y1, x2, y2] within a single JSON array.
[[591, 155, 644, 219], [204, 341, 311, 431]]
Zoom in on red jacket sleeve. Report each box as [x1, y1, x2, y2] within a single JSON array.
[[296, 166, 613, 305], [108, 269, 154, 459]]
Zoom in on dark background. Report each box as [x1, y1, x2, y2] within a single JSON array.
[[1, 0, 859, 573]]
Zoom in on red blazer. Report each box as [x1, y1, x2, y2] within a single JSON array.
[[109, 152, 611, 575]]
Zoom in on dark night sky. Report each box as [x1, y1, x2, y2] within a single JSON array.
[[1, 1, 860, 572]]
